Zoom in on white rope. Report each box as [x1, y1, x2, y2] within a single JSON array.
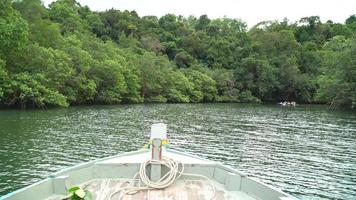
[[109, 156, 215, 200]]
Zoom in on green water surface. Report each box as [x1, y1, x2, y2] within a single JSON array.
[[0, 104, 355, 200]]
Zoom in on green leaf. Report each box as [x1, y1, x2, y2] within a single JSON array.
[[75, 188, 85, 199], [68, 186, 80, 193]]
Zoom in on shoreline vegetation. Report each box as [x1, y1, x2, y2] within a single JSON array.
[[0, 0, 355, 110]]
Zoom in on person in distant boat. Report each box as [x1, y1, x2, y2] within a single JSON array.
[[278, 101, 296, 106], [278, 101, 287, 106]]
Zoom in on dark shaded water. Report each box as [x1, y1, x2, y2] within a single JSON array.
[[0, 104, 355, 199]]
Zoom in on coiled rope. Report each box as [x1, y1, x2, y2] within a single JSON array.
[[109, 156, 215, 200]]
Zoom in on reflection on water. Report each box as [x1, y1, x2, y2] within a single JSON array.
[[0, 104, 355, 200]]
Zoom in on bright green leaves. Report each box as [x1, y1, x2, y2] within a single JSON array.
[[90, 60, 127, 104], [134, 52, 216, 103], [13, 0, 64, 49], [0, 0, 355, 109], [66, 186, 92, 200], [68, 186, 80, 194], [121, 66, 143, 103], [0, 0, 28, 59], [30, 20, 64, 49], [3, 73, 68, 108], [49, 0, 88, 33], [15, 44, 74, 91], [12, 0, 49, 22], [63, 76, 96, 104], [164, 70, 193, 103], [183, 69, 217, 102], [136, 52, 169, 102], [0, 59, 9, 101]]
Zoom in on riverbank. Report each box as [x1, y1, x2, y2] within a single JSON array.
[[1, 0, 355, 111], [1, 101, 354, 112]]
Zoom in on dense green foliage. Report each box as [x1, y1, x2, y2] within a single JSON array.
[[0, 0, 355, 109]]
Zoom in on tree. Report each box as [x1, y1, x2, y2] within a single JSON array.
[[159, 14, 178, 32], [183, 69, 217, 102], [121, 66, 142, 103], [163, 70, 193, 103], [195, 15, 210, 30], [12, 44, 74, 89], [0, 0, 355, 109], [13, 0, 48, 22], [0, 59, 9, 101], [89, 60, 127, 104], [140, 35, 163, 53], [316, 36, 356, 109], [212, 69, 239, 102], [136, 52, 169, 102], [346, 15, 356, 25], [346, 14, 356, 31], [30, 20, 64, 49], [0, 0, 28, 60], [3, 73, 68, 108], [49, 0, 88, 33], [234, 56, 276, 101], [174, 50, 194, 68]]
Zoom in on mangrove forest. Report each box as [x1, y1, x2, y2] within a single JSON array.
[[0, 0, 355, 109]]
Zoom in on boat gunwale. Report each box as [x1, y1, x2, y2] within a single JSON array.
[[168, 149, 296, 199], [0, 148, 298, 200], [0, 149, 149, 199]]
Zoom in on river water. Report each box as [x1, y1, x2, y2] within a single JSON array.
[[0, 104, 355, 199]]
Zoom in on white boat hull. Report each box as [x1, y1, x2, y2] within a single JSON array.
[[0, 149, 297, 200]]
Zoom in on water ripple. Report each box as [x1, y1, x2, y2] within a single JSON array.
[[0, 104, 355, 200]]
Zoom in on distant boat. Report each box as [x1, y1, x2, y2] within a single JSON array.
[[278, 101, 296, 107], [1, 124, 298, 200]]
